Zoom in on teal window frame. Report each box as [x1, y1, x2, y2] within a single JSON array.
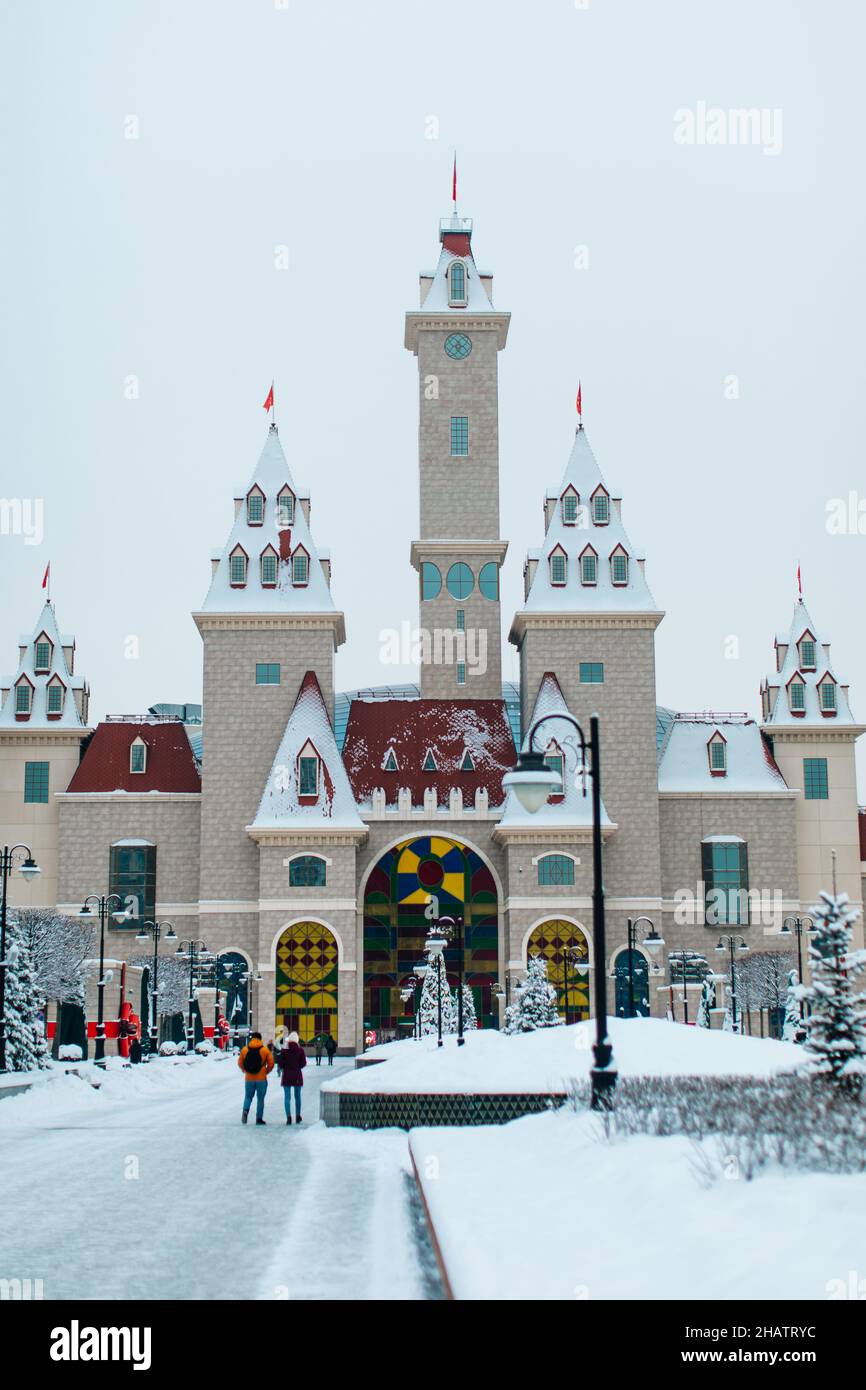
[[790, 681, 805, 711], [804, 758, 828, 800], [579, 662, 604, 684], [444, 332, 472, 360], [422, 749, 438, 771], [230, 551, 247, 586], [298, 756, 319, 796], [611, 552, 629, 585], [456, 609, 465, 631], [47, 682, 64, 714], [289, 855, 326, 887], [255, 663, 280, 686], [109, 844, 156, 925], [702, 841, 749, 926], [292, 552, 309, 586], [562, 493, 579, 524], [709, 739, 727, 772], [449, 262, 466, 304], [276, 490, 294, 525], [537, 854, 575, 886], [260, 552, 278, 586], [450, 416, 469, 456], [446, 562, 474, 600], [580, 552, 597, 585], [24, 760, 49, 803], [544, 752, 564, 791], [34, 640, 51, 672], [550, 552, 567, 586], [15, 683, 31, 715], [479, 562, 499, 599], [456, 663, 466, 686], [421, 563, 442, 600], [800, 639, 816, 669], [592, 492, 610, 524], [819, 681, 837, 712], [247, 491, 264, 524]]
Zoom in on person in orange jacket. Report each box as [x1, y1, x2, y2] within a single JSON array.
[[237, 1031, 275, 1125]]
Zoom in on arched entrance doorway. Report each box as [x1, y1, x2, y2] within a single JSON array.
[[526, 920, 590, 1022], [614, 948, 650, 1017], [276, 922, 338, 1046], [363, 835, 499, 1042]]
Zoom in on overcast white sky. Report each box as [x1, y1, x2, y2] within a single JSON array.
[[1, 0, 864, 792]]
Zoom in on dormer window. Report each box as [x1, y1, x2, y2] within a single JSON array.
[[561, 488, 579, 525], [422, 748, 438, 772], [544, 742, 564, 795], [448, 260, 467, 306], [34, 635, 53, 673], [799, 634, 816, 670], [549, 547, 568, 587], [260, 547, 278, 588], [15, 678, 33, 717], [229, 547, 248, 587], [246, 487, 265, 526], [383, 748, 399, 773], [591, 488, 610, 525], [297, 742, 320, 798], [460, 749, 475, 772], [819, 677, 837, 714], [46, 679, 65, 717], [580, 546, 598, 585], [789, 679, 806, 714], [610, 546, 629, 586], [130, 737, 147, 774], [291, 547, 309, 586], [276, 488, 295, 526], [707, 732, 727, 776]]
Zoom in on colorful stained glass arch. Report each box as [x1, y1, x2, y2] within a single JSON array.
[[276, 921, 338, 1045], [526, 919, 590, 1021]]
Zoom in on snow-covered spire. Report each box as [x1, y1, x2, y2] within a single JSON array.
[[497, 672, 614, 830], [249, 671, 364, 833], [519, 426, 658, 616], [198, 425, 338, 617], [761, 596, 860, 727], [0, 599, 89, 729]]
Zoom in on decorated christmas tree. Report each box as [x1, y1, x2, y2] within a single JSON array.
[[802, 891, 866, 1085], [418, 950, 456, 1037], [782, 968, 802, 1043], [696, 974, 716, 1029], [4, 917, 50, 1071], [504, 955, 562, 1034], [458, 982, 478, 1032]]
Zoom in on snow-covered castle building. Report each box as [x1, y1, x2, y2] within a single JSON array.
[[3, 201, 864, 1052]]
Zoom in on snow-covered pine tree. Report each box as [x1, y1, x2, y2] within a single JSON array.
[[801, 891, 866, 1086], [458, 982, 477, 1032], [696, 974, 716, 1029], [504, 955, 563, 1034], [418, 951, 456, 1037], [782, 968, 802, 1043], [4, 917, 50, 1071]]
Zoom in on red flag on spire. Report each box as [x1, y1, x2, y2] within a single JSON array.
[[797, 564, 802, 599], [452, 153, 457, 207], [576, 382, 582, 418], [41, 562, 50, 591], [263, 382, 274, 415]]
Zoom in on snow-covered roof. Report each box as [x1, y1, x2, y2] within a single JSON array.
[[199, 425, 337, 615], [521, 427, 659, 615], [0, 601, 88, 729], [419, 232, 495, 313], [250, 671, 364, 831], [657, 714, 788, 793], [761, 598, 859, 727], [497, 672, 614, 829]]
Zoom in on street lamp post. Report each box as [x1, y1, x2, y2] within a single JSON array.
[[504, 711, 615, 1108], [174, 940, 212, 1053], [426, 932, 447, 1047], [78, 894, 132, 1063], [134, 920, 177, 1054], [561, 945, 589, 1026], [668, 949, 694, 1025], [779, 915, 816, 1020], [715, 935, 749, 1033], [0, 844, 41, 1072], [624, 916, 665, 1018], [433, 916, 465, 1044], [410, 960, 428, 1038]]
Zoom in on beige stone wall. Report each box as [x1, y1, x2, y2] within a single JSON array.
[[413, 543, 504, 699], [0, 730, 87, 909], [57, 793, 201, 915]]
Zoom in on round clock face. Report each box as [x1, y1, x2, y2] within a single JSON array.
[[444, 333, 472, 360]]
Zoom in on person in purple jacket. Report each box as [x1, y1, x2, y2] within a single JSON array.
[[277, 1030, 307, 1125]]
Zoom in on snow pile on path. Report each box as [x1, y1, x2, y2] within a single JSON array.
[[0, 1053, 234, 1124], [323, 1018, 802, 1096], [410, 1109, 866, 1300]]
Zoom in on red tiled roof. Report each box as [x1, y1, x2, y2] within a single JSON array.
[[342, 698, 515, 806], [67, 721, 201, 794], [441, 232, 472, 256]]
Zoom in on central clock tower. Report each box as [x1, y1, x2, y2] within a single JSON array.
[[404, 210, 510, 699]]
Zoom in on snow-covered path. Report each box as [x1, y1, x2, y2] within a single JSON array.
[[0, 1057, 432, 1301]]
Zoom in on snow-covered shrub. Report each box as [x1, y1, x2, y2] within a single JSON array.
[[195, 1041, 214, 1056], [58, 1044, 84, 1061], [504, 955, 562, 1034], [158, 1040, 185, 1056], [801, 891, 866, 1088], [695, 976, 716, 1029], [4, 918, 50, 1071]]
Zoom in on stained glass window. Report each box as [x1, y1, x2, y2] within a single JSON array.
[[444, 333, 472, 359], [276, 921, 338, 1045], [526, 920, 589, 1021]]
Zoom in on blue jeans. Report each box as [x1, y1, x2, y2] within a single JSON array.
[[283, 1085, 302, 1119], [243, 1079, 267, 1120]]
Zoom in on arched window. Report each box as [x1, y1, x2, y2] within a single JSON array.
[[479, 562, 499, 599], [421, 562, 442, 600], [537, 854, 575, 886], [448, 261, 467, 306], [526, 920, 590, 1022], [289, 855, 327, 887]]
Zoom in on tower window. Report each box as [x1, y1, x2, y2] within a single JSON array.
[[15, 682, 32, 716], [561, 492, 579, 525], [803, 757, 828, 800], [702, 840, 749, 925], [789, 680, 806, 712], [130, 738, 147, 774], [298, 755, 320, 796], [422, 748, 438, 772], [255, 663, 280, 685], [47, 682, 64, 715], [819, 680, 837, 713], [592, 491, 610, 525], [549, 551, 567, 586], [479, 562, 499, 600], [421, 562, 442, 600], [460, 749, 475, 771], [537, 854, 575, 886], [610, 550, 629, 585], [579, 662, 604, 684], [230, 550, 248, 586], [446, 562, 474, 600], [456, 609, 465, 631], [276, 489, 295, 526], [456, 663, 466, 686], [708, 736, 727, 775], [544, 748, 564, 791], [448, 261, 467, 306], [580, 550, 597, 585], [34, 640, 52, 673], [247, 490, 265, 525], [24, 761, 49, 804], [292, 551, 309, 586], [800, 638, 816, 670], [260, 551, 278, 587], [289, 855, 327, 887], [451, 416, 469, 456], [382, 748, 399, 772]]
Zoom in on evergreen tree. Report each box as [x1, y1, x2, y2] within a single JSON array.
[[504, 955, 562, 1034], [802, 891, 866, 1085], [458, 982, 477, 1033], [4, 917, 50, 1071], [418, 951, 456, 1037], [782, 968, 802, 1043], [696, 974, 716, 1029]]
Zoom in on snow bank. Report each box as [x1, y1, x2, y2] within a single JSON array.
[[0, 1053, 233, 1123], [324, 1018, 802, 1097]]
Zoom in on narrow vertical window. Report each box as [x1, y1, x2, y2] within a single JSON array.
[[451, 416, 469, 456], [448, 261, 466, 305]]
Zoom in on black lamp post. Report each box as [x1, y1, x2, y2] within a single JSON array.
[[134, 920, 177, 1054], [78, 894, 132, 1063], [561, 945, 589, 1026], [426, 930, 448, 1047], [433, 915, 465, 1044], [409, 960, 428, 1038], [0, 844, 41, 1073], [715, 935, 749, 1033], [624, 916, 665, 1018], [779, 915, 816, 1020], [668, 949, 694, 1025], [174, 939, 212, 1053], [504, 710, 615, 1109]]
